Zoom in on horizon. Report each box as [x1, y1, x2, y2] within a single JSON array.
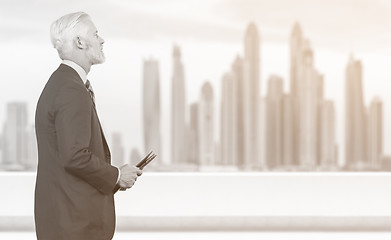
[[0, 0, 390, 167]]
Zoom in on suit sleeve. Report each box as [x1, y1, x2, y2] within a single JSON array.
[[54, 84, 118, 194]]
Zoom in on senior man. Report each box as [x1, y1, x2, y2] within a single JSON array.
[[34, 12, 142, 240]]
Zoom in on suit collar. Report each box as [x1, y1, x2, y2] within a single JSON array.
[[61, 60, 88, 84]]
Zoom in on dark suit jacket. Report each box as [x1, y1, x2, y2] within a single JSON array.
[[34, 64, 119, 240]]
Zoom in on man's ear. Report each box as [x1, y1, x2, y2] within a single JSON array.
[[75, 36, 86, 49]]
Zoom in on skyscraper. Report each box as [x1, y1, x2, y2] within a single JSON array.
[[232, 55, 245, 168], [298, 40, 319, 168], [243, 22, 260, 169], [188, 103, 199, 165], [26, 124, 37, 170], [220, 72, 237, 166], [316, 75, 324, 166], [265, 75, 284, 169], [290, 22, 303, 166], [130, 148, 141, 166], [2, 102, 28, 170], [199, 82, 214, 166], [171, 45, 186, 165], [345, 55, 367, 168], [282, 94, 294, 167], [368, 97, 383, 169], [111, 132, 125, 167], [0, 133, 3, 166], [143, 58, 161, 165], [290, 23, 324, 170], [319, 100, 337, 168]]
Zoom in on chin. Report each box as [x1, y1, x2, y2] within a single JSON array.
[[92, 55, 106, 65], [88, 50, 105, 65]]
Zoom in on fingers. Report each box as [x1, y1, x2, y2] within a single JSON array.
[[117, 165, 144, 191]]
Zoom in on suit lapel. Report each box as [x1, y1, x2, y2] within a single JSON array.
[[93, 106, 111, 163], [61, 63, 112, 163]]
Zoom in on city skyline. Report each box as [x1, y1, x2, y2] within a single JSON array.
[[1, 1, 391, 169], [0, 21, 388, 171]]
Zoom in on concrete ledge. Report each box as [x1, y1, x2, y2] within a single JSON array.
[[2, 173, 391, 232], [116, 216, 391, 231], [2, 216, 391, 232]]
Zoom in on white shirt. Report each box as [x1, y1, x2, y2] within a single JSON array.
[[61, 60, 121, 185], [62, 60, 88, 84]]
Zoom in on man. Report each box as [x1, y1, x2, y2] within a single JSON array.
[[34, 12, 142, 240]]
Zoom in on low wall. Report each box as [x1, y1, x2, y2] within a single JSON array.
[[1, 172, 390, 231]]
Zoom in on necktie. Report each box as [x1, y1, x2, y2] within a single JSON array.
[[85, 80, 95, 106]]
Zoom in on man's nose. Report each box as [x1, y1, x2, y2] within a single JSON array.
[[100, 36, 105, 45]]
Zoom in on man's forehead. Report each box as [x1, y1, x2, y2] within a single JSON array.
[[80, 18, 97, 33]]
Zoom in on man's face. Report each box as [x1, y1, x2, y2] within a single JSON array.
[[82, 18, 105, 65]]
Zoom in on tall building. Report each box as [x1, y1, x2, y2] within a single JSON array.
[[265, 75, 283, 169], [367, 97, 383, 169], [298, 40, 319, 168], [143, 58, 161, 165], [2, 102, 28, 170], [111, 132, 125, 167], [199, 82, 214, 166], [319, 100, 337, 168], [188, 103, 199, 165], [290, 22, 303, 166], [171, 45, 186, 165], [282, 94, 294, 167], [290, 23, 324, 170], [26, 124, 37, 170], [130, 148, 141, 166], [345, 55, 367, 168], [0, 133, 3, 165], [243, 22, 260, 169], [232, 55, 245, 168], [220, 72, 237, 166], [316, 75, 324, 166]]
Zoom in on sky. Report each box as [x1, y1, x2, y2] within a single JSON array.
[[0, 0, 390, 165]]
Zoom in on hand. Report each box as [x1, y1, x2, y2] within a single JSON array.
[[118, 164, 143, 190]]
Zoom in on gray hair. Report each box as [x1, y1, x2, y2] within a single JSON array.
[[50, 12, 90, 59]]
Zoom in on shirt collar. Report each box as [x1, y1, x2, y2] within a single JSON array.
[[62, 60, 88, 85]]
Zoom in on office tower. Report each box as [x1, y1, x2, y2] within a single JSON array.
[[259, 96, 267, 170], [381, 156, 391, 171], [143, 58, 161, 165], [319, 100, 337, 168], [282, 94, 294, 167], [111, 132, 125, 167], [298, 40, 319, 168], [290, 22, 303, 166], [265, 75, 284, 169], [232, 55, 245, 168], [220, 72, 237, 166], [367, 97, 383, 169], [243, 22, 260, 169], [0, 134, 3, 165], [316, 75, 324, 166], [2, 102, 28, 170], [188, 103, 199, 165], [199, 82, 214, 166], [345, 55, 367, 168], [171, 45, 186, 165], [130, 148, 141, 166], [26, 124, 37, 170]]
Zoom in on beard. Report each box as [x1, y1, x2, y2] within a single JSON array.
[[87, 45, 105, 65]]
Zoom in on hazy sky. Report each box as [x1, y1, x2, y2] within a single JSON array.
[[1, 0, 390, 164]]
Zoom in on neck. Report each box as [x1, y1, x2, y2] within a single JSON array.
[[64, 55, 91, 74]]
